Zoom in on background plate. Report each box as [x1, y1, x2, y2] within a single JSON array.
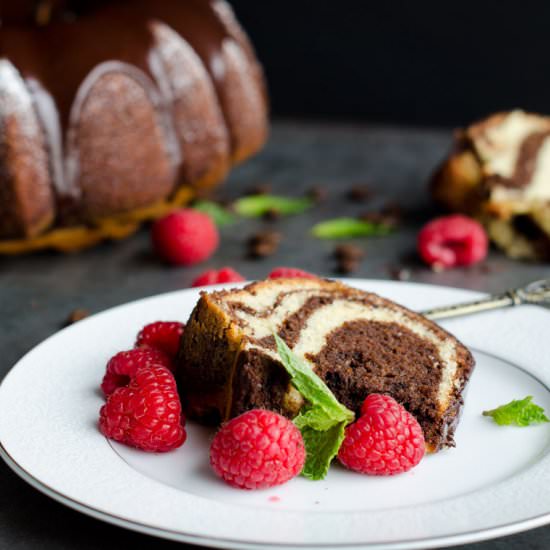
[[1, 280, 550, 550]]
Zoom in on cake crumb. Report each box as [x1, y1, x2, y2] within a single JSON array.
[[334, 243, 364, 274], [248, 230, 282, 258], [359, 206, 401, 228], [263, 207, 282, 221], [245, 183, 272, 196], [334, 243, 364, 262], [268, 496, 281, 503], [336, 257, 359, 274], [381, 201, 403, 223], [65, 308, 90, 326], [347, 184, 371, 202], [307, 185, 328, 203]]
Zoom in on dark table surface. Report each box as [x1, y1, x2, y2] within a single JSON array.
[[2, 121, 550, 550]]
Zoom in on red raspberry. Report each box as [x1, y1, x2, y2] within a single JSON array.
[[152, 209, 219, 266], [191, 267, 245, 287], [101, 347, 173, 396], [210, 409, 306, 490], [99, 365, 186, 452], [135, 321, 184, 358], [268, 267, 317, 279], [418, 214, 488, 268], [338, 394, 425, 475]]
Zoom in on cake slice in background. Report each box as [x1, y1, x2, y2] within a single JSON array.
[[177, 278, 475, 452], [432, 110, 550, 260]]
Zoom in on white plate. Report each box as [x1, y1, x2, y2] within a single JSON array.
[[1, 279, 550, 550]]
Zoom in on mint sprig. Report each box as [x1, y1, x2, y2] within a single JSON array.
[[300, 423, 347, 480], [275, 335, 354, 480], [483, 396, 549, 427], [192, 200, 236, 226], [234, 195, 312, 217], [311, 217, 393, 239]]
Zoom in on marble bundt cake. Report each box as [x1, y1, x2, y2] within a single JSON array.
[[432, 110, 550, 260], [0, 0, 268, 253], [177, 278, 475, 452]]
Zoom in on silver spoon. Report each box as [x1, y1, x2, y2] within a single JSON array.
[[421, 278, 550, 321]]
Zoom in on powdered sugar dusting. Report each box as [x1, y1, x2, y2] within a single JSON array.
[[220, 37, 266, 133], [26, 76, 70, 198], [222, 38, 252, 82], [211, 1, 239, 33], [0, 59, 41, 142], [149, 20, 229, 172], [150, 22, 226, 146], [66, 60, 182, 183], [211, 0, 254, 59], [151, 22, 209, 101]]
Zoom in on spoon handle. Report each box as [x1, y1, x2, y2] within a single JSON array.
[[421, 279, 550, 321], [421, 291, 519, 321]]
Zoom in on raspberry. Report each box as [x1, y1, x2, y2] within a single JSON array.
[[338, 394, 425, 475], [191, 267, 245, 287], [418, 214, 488, 268], [268, 267, 317, 279], [101, 347, 173, 396], [210, 409, 306, 489], [99, 365, 186, 452], [135, 321, 184, 358], [152, 209, 219, 266]]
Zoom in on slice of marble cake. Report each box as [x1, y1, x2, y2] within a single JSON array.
[[177, 278, 475, 451]]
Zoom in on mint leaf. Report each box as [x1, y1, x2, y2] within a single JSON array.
[[483, 396, 549, 426], [274, 335, 354, 480], [192, 200, 236, 226], [275, 335, 354, 425], [234, 195, 312, 217], [311, 217, 393, 239], [293, 406, 336, 432], [300, 423, 347, 480]]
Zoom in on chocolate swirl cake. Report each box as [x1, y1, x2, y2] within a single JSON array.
[[432, 110, 550, 259], [178, 278, 475, 452], [0, 0, 268, 253]]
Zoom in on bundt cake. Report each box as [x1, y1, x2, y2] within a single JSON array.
[[432, 110, 550, 260], [177, 278, 475, 452], [0, 0, 268, 253]]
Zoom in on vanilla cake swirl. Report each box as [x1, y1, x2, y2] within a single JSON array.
[[177, 278, 475, 452]]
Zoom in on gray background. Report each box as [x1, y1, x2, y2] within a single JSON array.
[[2, 122, 550, 549]]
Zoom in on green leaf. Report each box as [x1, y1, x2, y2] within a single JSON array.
[[300, 422, 347, 480], [275, 335, 354, 425], [274, 335, 354, 480], [233, 195, 312, 217], [293, 405, 337, 432], [192, 200, 236, 226], [483, 396, 550, 427], [311, 217, 394, 239]]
